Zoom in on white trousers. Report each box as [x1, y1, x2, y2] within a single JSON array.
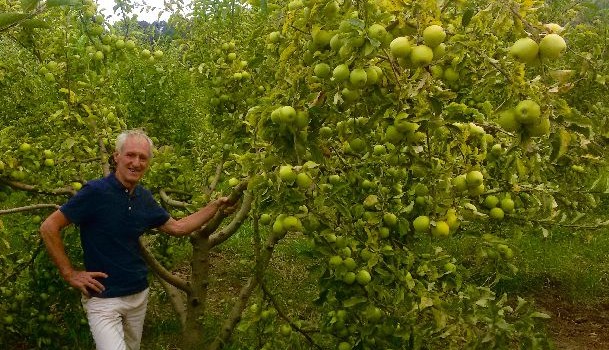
[[81, 288, 149, 350]]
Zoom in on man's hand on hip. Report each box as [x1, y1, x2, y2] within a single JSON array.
[[66, 270, 108, 297]]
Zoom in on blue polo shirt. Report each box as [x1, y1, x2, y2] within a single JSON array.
[[60, 173, 170, 298]]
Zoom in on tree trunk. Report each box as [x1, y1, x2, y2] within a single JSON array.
[[182, 234, 212, 349]]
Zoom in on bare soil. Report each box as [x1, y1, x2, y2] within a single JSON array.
[[535, 288, 609, 349]]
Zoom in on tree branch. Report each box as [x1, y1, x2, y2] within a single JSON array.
[[261, 282, 322, 349], [0, 204, 60, 215], [209, 190, 253, 247], [0, 179, 75, 196], [156, 275, 187, 327], [207, 162, 224, 195], [0, 240, 43, 286], [160, 189, 189, 208], [139, 238, 191, 293], [208, 225, 283, 350]]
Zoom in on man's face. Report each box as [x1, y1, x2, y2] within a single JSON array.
[[113, 136, 151, 190]]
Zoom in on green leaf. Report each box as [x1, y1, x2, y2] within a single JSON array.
[[47, 0, 81, 6], [0, 13, 28, 28], [21, 0, 39, 12], [530, 311, 551, 319], [461, 7, 475, 27], [342, 296, 367, 308]]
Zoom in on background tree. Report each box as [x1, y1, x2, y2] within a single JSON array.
[[1, 0, 609, 349]]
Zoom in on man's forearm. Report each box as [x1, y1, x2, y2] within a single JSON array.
[[172, 200, 222, 236], [40, 226, 74, 280]]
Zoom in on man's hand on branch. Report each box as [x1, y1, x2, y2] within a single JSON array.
[[215, 196, 239, 215]]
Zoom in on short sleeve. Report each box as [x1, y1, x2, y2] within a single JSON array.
[[141, 189, 170, 229], [60, 184, 96, 225]]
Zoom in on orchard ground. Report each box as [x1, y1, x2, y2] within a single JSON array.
[[141, 224, 609, 349]]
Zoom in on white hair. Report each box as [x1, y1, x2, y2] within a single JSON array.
[[115, 129, 154, 157]]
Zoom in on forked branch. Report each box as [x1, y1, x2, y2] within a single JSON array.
[[139, 238, 191, 293]]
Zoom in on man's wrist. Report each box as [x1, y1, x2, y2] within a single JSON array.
[[60, 268, 75, 281]]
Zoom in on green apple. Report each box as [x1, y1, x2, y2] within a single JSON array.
[[367, 24, 387, 41], [410, 45, 434, 66], [355, 269, 371, 285], [279, 165, 296, 182], [489, 207, 505, 220], [483, 195, 499, 208], [279, 324, 292, 336], [329, 255, 343, 266], [500, 197, 515, 213], [539, 34, 566, 59], [515, 99, 541, 125], [466, 170, 484, 188], [383, 212, 398, 227], [279, 106, 297, 123], [423, 24, 446, 48], [312, 29, 332, 48], [333, 64, 350, 82], [452, 174, 468, 192], [19, 143, 32, 152], [296, 172, 312, 189], [314, 63, 331, 78], [497, 109, 521, 132], [283, 216, 302, 231], [338, 342, 352, 350], [349, 68, 368, 88], [228, 177, 239, 186], [390, 37, 411, 58], [44, 159, 55, 167], [413, 215, 430, 233], [431, 221, 450, 237], [365, 66, 380, 85], [509, 37, 539, 63], [259, 213, 272, 225], [443, 67, 459, 82], [268, 31, 281, 43]]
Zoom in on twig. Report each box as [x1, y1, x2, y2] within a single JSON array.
[[0, 204, 60, 215], [261, 282, 323, 349], [0, 179, 75, 196], [0, 240, 43, 286]]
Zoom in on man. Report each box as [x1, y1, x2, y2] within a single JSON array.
[[40, 129, 231, 350]]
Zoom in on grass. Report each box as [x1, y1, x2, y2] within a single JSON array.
[[141, 222, 609, 349], [142, 224, 323, 349]]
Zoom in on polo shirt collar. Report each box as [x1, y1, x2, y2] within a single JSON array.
[[106, 172, 141, 196]]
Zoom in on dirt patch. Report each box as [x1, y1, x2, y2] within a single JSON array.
[[535, 288, 609, 349]]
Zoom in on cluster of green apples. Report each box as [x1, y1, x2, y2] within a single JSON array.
[[509, 24, 567, 64], [259, 212, 304, 239], [37, 60, 61, 83], [482, 194, 516, 221], [452, 170, 486, 197], [497, 99, 550, 137], [384, 112, 426, 146], [270, 106, 309, 130], [411, 208, 460, 239], [389, 24, 447, 68], [208, 42, 257, 112]]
